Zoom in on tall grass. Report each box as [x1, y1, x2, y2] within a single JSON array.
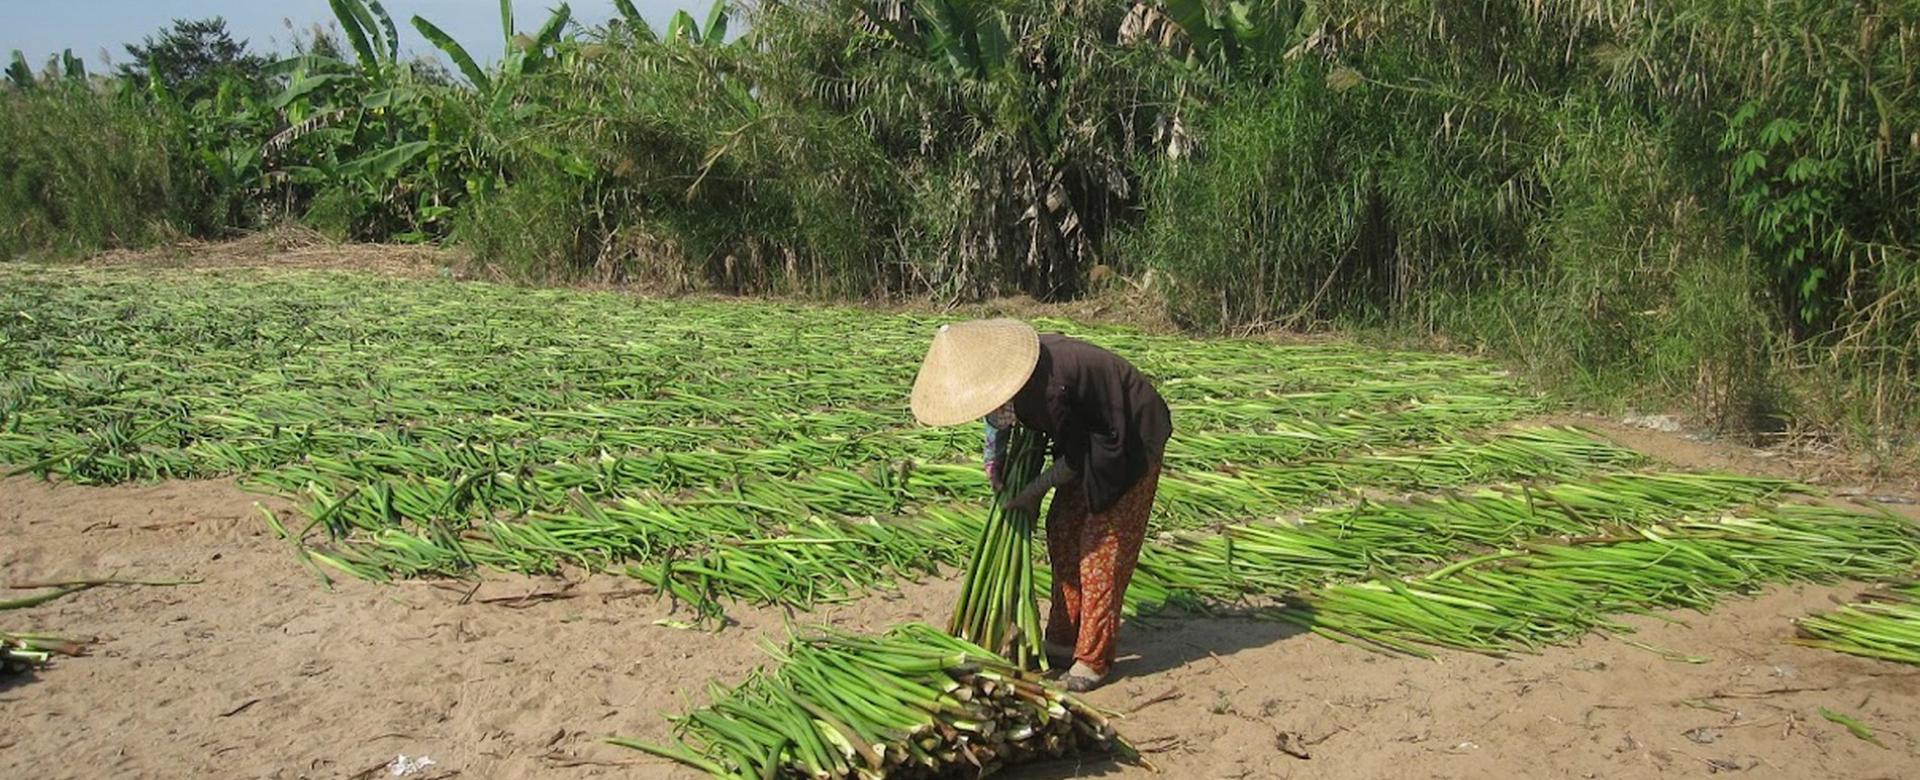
[[1125, 0, 1916, 450], [456, 39, 908, 294], [0, 86, 198, 257]]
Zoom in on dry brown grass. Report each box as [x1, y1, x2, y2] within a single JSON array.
[[77, 224, 471, 279]]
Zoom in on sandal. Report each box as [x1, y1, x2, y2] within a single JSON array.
[[1058, 661, 1106, 693]]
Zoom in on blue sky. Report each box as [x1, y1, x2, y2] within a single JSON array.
[[4, 1, 707, 69]]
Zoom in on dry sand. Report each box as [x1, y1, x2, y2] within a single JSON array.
[[4, 432, 1919, 780]]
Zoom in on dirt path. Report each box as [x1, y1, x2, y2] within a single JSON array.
[[4, 429, 1920, 779]]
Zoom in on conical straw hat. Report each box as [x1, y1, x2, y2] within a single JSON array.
[[910, 319, 1040, 427]]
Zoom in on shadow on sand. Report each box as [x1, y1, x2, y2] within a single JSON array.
[[997, 609, 1313, 778], [1116, 607, 1312, 681], [0, 665, 44, 694]]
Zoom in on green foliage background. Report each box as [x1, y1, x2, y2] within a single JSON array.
[[1, 0, 1914, 452]]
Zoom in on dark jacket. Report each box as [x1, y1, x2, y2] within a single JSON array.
[[1010, 334, 1172, 513]]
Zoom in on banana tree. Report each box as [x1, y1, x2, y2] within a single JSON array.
[[270, 0, 412, 122], [412, 1, 578, 95], [922, 0, 1011, 80], [60, 50, 87, 83], [1154, 0, 1309, 71], [611, 0, 660, 42], [847, 0, 1146, 300], [665, 1, 733, 47], [259, 0, 473, 240], [128, 67, 279, 233], [408, 1, 588, 206], [410, 18, 492, 92], [507, 3, 577, 77], [1116, 2, 1320, 163], [5, 51, 33, 91], [8, 49, 94, 87], [330, 0, 404, 72]]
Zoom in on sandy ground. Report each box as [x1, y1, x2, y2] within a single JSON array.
[[5, 424, 1920, 780]]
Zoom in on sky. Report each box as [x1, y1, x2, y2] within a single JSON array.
[[4, 1, 708, 69]]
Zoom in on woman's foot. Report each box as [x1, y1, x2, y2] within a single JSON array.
[[1058, 661, 1106, 692]]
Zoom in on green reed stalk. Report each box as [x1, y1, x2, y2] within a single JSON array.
[[948, 426, 1048, 670]]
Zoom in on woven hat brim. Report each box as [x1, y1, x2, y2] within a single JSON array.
[[910, 319, 1040, 427]]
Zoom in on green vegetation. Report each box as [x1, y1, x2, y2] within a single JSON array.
[[1796, 581, 1920, 666], [0, 85, 195, 256], [611, 624, 1133, 777], [0, 266, 1556, 620], [4, 266, 1908, 639], [948, 427, 1047, 668], [1277, 505, 1919, 657], [0, 1, 1911, 448]]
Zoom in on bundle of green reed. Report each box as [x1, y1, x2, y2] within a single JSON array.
[[947, 426, 1049, 670], [613, 623, 1135, 778]]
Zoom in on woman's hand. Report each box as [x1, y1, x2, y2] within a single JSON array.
[[1005, 482, 1047, 514], [1004, 461, 1073, 514]]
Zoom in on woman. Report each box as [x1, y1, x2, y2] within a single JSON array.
[[910, 318, 1172, 691]]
